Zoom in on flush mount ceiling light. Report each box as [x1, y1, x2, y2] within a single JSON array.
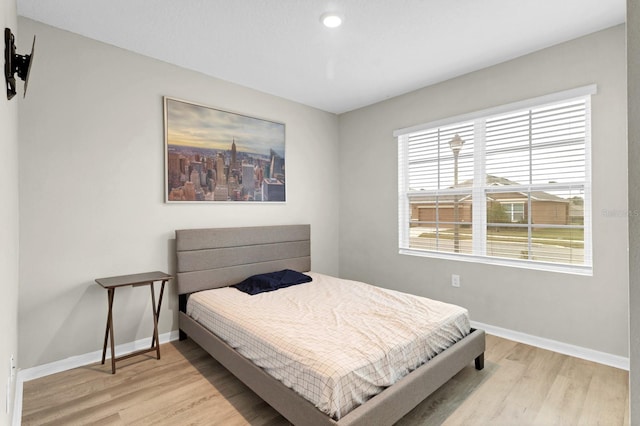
[[321, 13, 343, 28]]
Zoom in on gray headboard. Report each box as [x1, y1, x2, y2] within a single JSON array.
[[175, 224, 311, 295]]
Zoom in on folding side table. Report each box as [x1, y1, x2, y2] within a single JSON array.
[[95, 271, 173, 374]]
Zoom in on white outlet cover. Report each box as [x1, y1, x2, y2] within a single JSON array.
[[452, 275, 461, 287]]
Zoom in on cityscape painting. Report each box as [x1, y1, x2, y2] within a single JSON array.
[[164, 97, 286, 202]]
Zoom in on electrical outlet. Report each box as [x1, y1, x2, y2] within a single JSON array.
[[451, 274, 461, 288]]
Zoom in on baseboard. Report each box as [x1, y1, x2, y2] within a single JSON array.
[[12, 330, 179, 426], [11, 376, 21, 426], [471, 320, 629, 371]]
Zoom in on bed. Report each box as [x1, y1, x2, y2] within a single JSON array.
[[176, 224, 485, 426]]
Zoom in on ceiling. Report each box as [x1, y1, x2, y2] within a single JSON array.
[[17, 0, 625, 114]]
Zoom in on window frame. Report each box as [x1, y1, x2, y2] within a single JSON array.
[[395, 85, 595, 275]]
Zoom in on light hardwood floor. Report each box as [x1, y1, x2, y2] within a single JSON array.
[[22, 335, 629, 425]]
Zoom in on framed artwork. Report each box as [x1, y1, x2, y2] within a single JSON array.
[[164, 97, 286, 202]]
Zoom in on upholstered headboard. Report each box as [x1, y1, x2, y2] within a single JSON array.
[[175, 224, 311, 295]]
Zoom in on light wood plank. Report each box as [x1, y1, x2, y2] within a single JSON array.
[[22, 336, 629, 426], [577, 363, 629, 425], [441, 358, 528, 425], [534, 357, 595, 425], [487, 346, 566, 425]]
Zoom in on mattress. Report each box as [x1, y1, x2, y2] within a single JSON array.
[[186, 272, 471, 420]]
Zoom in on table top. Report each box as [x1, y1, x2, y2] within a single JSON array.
[[95, 271, 173, 289]]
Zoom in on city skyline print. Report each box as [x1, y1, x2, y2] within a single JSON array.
[[164, 97, 286, 202]]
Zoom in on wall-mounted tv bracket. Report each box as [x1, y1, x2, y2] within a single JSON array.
[[5, 28, 36, 100]]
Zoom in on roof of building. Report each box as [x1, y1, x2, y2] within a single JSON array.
[[456, 174, 569, 203]]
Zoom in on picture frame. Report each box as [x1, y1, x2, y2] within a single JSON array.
[[164, 97, 286, 202]]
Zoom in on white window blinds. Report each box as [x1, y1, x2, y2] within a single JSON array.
[[396, 86, 594, 274]]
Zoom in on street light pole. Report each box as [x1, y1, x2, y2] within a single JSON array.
[[449, 134, 465, 253]]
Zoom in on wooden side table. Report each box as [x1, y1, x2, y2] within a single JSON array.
[[95, 271, 173, 374]]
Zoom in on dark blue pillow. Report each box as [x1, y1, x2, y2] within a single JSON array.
[[231, 269, 312, 295]]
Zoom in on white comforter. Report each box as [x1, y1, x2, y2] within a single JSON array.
[[187, 272, 470, 419]]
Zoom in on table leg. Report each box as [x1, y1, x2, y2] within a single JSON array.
[[101, 288, 112, 365], [108, 288, 116, 374], [150, 283, 160, 360], [151, 280, 166, 348]]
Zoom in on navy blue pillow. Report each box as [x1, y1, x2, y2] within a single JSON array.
[[231, 269, 312, 295]]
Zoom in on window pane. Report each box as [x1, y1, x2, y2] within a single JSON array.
[[530, 188, 584, 225], [485, 99, 586, 186], [408, 194, 472, 254], [531, 143, 585, 184], [485, 225, 584, 265], [485, 110, 531, 184], [528, 227, 585, 265], [485, 187, 585, 265], [486, 152, 530, 185], [407, 123, 474, 191], [530, 100, 586, 185], [485, 224, 530, 261]]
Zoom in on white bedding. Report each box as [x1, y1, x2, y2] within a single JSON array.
[[186, 272, 471, 420]]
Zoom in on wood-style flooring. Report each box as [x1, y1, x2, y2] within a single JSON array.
[[21, 335, 629, 425]]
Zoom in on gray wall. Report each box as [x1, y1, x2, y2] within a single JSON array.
[[338, 25, 628, 357], [1, 1, 19, 424], [627, 1, 639, 422], [17, 18, 340, 369]]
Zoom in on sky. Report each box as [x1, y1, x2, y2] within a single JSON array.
[[165, 98, 285, 157]]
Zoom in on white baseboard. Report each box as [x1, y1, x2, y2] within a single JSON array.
[[471, 321, 629, 371], [12, 330, 179, 426], [11, 376, 21, 426]]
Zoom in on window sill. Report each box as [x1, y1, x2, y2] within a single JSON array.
[[399, 248, 593, 276]]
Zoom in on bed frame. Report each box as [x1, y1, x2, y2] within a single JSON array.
[[176, 224, 485, 426]]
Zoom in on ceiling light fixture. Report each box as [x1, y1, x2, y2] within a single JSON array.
[[321, 13, 342, 28]]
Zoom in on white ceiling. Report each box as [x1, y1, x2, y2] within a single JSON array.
[[17, 0, 625, 114]]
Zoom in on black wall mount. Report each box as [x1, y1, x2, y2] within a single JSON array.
[[4, 28, 36, 100]]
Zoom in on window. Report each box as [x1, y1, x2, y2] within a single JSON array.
[[396, 86, 594, 274], [502, 202, 525, 223]]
